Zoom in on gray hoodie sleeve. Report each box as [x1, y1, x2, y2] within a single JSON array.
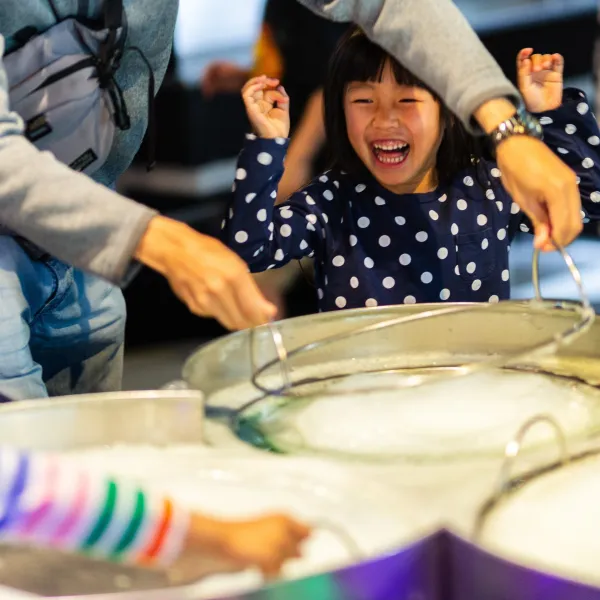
[[297, 0, 521, 131], [0, 36, 158, 285]]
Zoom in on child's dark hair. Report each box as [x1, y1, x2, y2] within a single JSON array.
[[323, 28, 492, 186]]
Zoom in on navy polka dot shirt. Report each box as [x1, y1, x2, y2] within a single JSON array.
[[223, 89, 600, 312]]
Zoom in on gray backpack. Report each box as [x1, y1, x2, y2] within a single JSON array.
[[3, 0, 155, 176]]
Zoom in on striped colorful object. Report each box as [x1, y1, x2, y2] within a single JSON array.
[[0, 446, 190, 568]]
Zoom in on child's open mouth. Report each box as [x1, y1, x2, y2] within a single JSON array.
[[371, 141, 410, 166]]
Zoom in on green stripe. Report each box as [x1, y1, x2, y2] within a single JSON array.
[[82, 480, 118, 550], [112, 489, 146, 557]]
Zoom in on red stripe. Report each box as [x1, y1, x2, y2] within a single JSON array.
[[139, 498, 173, 563]]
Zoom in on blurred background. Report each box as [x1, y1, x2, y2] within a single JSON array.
[[118, 0, 600, 389]]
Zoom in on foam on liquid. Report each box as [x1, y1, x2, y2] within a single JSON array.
[[253, 370, 600, 458]]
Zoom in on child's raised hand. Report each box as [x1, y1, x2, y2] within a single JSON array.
[[242, 75, 290, 139], [517, 48, 563, 113]]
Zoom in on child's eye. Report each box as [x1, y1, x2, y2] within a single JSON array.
[[352, 98, 373, 104], [399, 98, 418, 104]]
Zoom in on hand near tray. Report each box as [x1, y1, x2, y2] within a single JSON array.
[[169, 513, 311, 582]]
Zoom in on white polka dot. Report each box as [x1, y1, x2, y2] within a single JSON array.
[[275, 137, 286, 145], [253, 248, 261, 257], [399, 254, 412, 266], [437, 247, 448, 259], [355, 184, 366, 193], [349, 235, 358, 246], [246, 133, 257, 140], [306, 223, 315, 232], [520, 223, 530, 233], [557, 147, 569, 155], [335, 296, 347, 308], [581, 210, 587, 220], [257, 152, 273, 165], [451, 224, 459, 235], [365, 298, 378, 307], [379, 235, 391, 247], [234, 231, 248, 243], [280, 224, 292, 237], [591, 191, 600, 203], [271, 190, 277, 199], [323, 190, 334, 201], [374, 196, 386, 206], [317, 288, 324, 300], [267, 264, 275, 270], [502, 269, 509, 281], [364, 257, 374, 269], [496, 201, 504, 212], [539, 116, 553, 125], [421, 272, 433, 284], [454, 265, 460, 276], [576, 176, 581, 185], [577, 102, 589, 115], [268, 222, 274, 232], [395, 216, 406, 226], [334, 181, 340, 188], [245, 193, 256, 203], [383, 277, 395, 289], [322, 228, 327, 239], [236, 168, 247, 180], [350, 276, 359, 289], [511, 202, 520, 214], [306, 214, 317, 225], [305, 194, 316, 205], [466, 262, 476, 274], [565, 124, 577, 135], [438, 194, 447, 203], [416, 231, 428, 242], [481, 238, 489, 250], [324, 276, 328, 285], [404, 295, 416, 305], [429, 210, 439, 221], [440, 289, 450, 301], [221, 219, 226, 230], [279, 208, 293, 219], [497, 228, 507, 240], [472, 279, 482, 291], [489, 295, 499, 303], [319, 175, 329, 183], [300, 239, 308, 250], [322, 213, 329, 223], [486, 189, 495, 200], [583, 157, 594, 169], [274, 249, 284, 261], [463, 176, 474, 186], [457, 199, 468, 211], [491, 168, 501, 178], [588, 136, 600, 146], [229, 208, 234, 219], [477, 214, 488, 226], [332, 255, 345, 267], [357, 217, 370, 228]]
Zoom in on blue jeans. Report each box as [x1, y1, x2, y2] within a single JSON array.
[[0, 236, 126, 400]]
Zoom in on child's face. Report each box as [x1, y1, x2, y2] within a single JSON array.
[[344, 61, 443, 194]]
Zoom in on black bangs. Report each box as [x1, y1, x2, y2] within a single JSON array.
[[333, 29, 433, 93], [324, 27, 493, 186]]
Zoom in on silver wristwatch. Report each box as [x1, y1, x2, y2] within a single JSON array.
[[489, 105, 543, 147]]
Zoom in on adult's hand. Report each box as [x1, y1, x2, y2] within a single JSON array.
[[134, 216, 276, 330], [474, 98, 581, 250], [201, 61, 250, 98]]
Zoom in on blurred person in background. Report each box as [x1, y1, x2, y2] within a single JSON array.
[[203, 1, 349, 318]]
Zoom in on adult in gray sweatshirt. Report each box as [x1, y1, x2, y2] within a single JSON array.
[[0, 0, 582, 398]]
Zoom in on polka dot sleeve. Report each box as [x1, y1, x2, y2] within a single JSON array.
[[0, 447, 190, 569], [534, 88, 600, 223], [222, 135, 330, 271]]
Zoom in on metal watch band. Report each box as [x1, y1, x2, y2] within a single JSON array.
[[489, 107, 544, 147]]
